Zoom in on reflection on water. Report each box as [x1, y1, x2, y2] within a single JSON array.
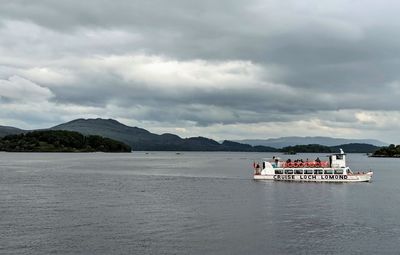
[[0, 152, 399, 254]]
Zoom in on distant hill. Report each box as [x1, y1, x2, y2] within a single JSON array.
[[0, 125, 25, 137], [235, 136, 387, 148], [51, 118, 156, 149], [330, 143, 380, 153], [0, 130, 131, 152], [281, 143, 381, 153], [51, 118, 278, 151]]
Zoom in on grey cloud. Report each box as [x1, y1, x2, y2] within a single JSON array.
[[1, 0, 400, 140], [3, 0, 400, 89], [44, 73, 394, 126]]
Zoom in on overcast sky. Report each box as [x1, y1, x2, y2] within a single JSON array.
[[1, 0, 399, 142]]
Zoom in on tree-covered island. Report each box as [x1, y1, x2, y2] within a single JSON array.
[[0, 130, 131, 152], [371, 144, 400, 157]]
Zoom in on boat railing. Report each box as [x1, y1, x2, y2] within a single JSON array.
[[278, 161, 329, 168]]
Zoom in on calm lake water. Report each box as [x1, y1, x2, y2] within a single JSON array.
[[1, 152, 399, 254]]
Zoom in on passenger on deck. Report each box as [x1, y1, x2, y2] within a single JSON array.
[[316, 157, 321, 163]]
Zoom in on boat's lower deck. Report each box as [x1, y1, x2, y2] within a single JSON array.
[[254, 172, 373, 182]]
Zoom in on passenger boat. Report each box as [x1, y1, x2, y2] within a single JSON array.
[[253, 149, 373, 182]]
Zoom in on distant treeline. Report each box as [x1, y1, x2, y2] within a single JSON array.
[[281, 143, 380, 154], [372, 144, 400, 157], [0, 130, 131, 152]]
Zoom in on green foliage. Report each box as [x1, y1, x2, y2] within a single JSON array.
[[373, 144, 400, 157], [0, 130, 131, 152]]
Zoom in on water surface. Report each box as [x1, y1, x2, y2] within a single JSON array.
[[0, 152, 399, 254]]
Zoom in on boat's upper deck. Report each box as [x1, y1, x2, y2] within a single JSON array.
[[265, 151, 347, 169]]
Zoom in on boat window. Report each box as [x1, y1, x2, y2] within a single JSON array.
[[295, 169, 303, 174], [275, 170, 283, 174], [262, 162, 265, 169], [304, 170, 313, 174], [284, 169, 293, 174], [314, 169, 323, 174], [324, 170, 333, 174], [334, 169, 343, 174]]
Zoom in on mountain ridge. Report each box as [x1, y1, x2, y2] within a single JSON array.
[[50, 118, 278, 151], [0, 118, 385, 152], [0, 125, 25, 137], [235, 136, 387, 148]]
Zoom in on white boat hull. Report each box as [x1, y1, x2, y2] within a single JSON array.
[[254, 172, 373, 182]]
